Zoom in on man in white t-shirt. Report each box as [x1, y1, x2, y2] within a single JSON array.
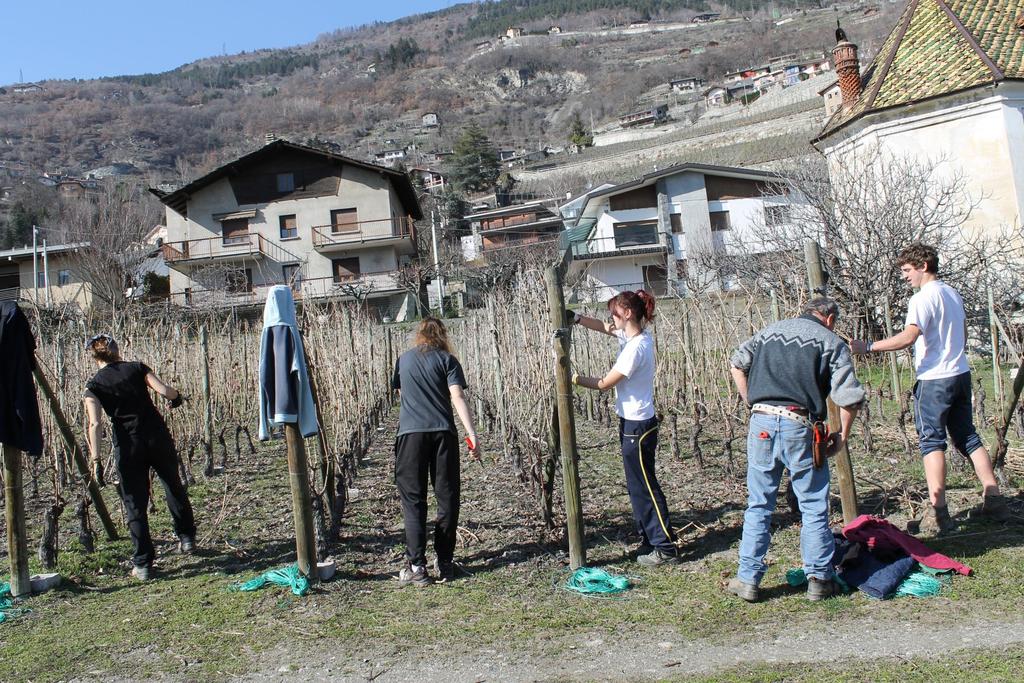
[[852, 243, 1008, 533]]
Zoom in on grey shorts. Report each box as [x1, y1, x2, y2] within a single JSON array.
[[912, 371, 984, 458]]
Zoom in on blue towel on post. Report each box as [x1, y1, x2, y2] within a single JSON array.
[[257, 286, 319, 441]]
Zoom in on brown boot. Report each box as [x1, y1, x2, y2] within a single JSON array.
[[918, 503, 955, 535], [981, 493, 1011, 522]]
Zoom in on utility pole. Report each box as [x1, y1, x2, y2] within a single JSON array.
[[430, 209, 444, 314], [42, 238, 50, 306], [32, 226, 38, 304], [804, 239, 858, 523]]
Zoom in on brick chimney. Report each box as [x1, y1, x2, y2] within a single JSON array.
[[831, 23, 862, 110]]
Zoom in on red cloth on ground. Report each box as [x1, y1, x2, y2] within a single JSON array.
[[841, 515, 972, 576]]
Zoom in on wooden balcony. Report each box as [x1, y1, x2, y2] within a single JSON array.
[[311, 216, 415, 253]]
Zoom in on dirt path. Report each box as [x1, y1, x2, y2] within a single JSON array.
[[249, 615, 1024, 681]]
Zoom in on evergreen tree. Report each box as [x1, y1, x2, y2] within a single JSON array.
[[568, 111, 593, 148], [448, 125, 501, 194]]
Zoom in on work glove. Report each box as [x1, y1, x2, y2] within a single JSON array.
[[169, 393, 184, 409]]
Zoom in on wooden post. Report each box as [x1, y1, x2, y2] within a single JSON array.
[[805, 239, 859, 524], [883, 299, 902, 409], [285, 424, 318, 579], [544, 266, 586, 569], [988, 288, 1005, 419], [199, 325, 214, 467], [32, 363, 118, 540], [2, 443, 31, 597], [770, 289, 781, 323], [487, 301, 511, 463]]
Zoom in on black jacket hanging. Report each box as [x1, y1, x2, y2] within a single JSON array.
[[0, 301, 44, 456]]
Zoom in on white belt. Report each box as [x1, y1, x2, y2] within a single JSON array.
[[751, 403, 814, 429]]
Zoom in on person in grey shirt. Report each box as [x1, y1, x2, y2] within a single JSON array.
[[727, 297, 864, 603], [392, 317, 480, 586]]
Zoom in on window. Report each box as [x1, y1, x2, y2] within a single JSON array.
[[612, 221, 659, 248], [37, 272, 45, 287], [221, 217, 250, 245], [710, 211, 731, 232], [332, 257, 360, 283], [279, 214, 298, 240], [57, 269, 71, 286], [282, 264, 301, 290], [276, 173, 295, 193], [764, 205, 790, 227], [330, 208, 359, 233], [669, 213, 683, 234], [225, 268, 252, 294]]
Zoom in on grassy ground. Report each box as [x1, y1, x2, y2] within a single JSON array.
[[1, 406, 1023, 681]]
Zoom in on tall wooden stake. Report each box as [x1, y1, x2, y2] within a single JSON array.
[[544, 266, 586, 569], [2, 443, 31, 597], [882, 299, 903, 410], [988, 288, 1005, 419], [199, 325, 213, 466], [32, 363, 118, 540], [285, 424, 318, 579], [804, 239, 859, 524]]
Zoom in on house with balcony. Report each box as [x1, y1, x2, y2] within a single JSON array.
[[618, 104, 669, 128], [461, 201, 563, 260], [149, 139, 422, 318], [559, 164, 797, 300]]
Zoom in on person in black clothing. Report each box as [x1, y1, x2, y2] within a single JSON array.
[[392, 317, 480, 586], [83, 333, 196, 581]]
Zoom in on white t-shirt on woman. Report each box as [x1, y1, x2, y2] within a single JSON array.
[[611, 329, 656, 420]]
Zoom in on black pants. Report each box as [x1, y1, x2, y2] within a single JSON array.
[[620, 416, 676, 551], [394, 430, 460, 567], [116, 434, 197, 567]]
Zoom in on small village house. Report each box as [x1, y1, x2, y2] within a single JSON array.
[[618, 104, 669, 128], [421, 112, 439, 128], [669, 76, 706, 94], [462, 201, 563, 260], [0, 242, 93, 309]]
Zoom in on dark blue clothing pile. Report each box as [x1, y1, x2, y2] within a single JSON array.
[[831, 534, 917, 599]]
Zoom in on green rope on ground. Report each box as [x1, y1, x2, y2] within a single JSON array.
[[229, 565, 310, 597], [895, 570, 944, 598], [0, 581, 31, 625], [563, 567, 631, 595]]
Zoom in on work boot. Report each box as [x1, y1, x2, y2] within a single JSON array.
[[726, 577, 759, 603], [178, 535, 196, 554], [131, 564, 152, 582], [807, 576, 837, 601], [398, 564, 431, 587], [637, 547, 680, 567], [980, 493, 1011, 522], [918, 503, 956, 535], [433, 558, 456, 583]]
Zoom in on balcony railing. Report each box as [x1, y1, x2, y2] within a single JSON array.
[[167, 271, 402, 308], [568, 232, 669, 260], [161, 233, 302, 265], [311, 216, 414, 249]]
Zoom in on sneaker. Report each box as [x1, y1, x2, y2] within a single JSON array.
[[637, 548, 680, 567], [918, 503, 956, 535], [981, 493, 1011, 522], [178, 535, 196, 554], [634, 542, 654, 558], [807, 576, 837, 601], [131, 564, 152, 581], [433, 558, 456, 583], [398, 564, 431, 587], [726, 577, 759, 603]]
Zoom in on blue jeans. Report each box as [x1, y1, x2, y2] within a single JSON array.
[[737, 412, 833, 585]]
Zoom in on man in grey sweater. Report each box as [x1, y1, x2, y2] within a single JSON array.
[[727, 297, 865, 602]]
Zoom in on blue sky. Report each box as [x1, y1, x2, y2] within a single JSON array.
[[0, 1, 462, 85]]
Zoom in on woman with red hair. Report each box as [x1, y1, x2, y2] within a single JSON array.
[[572, 290, 679, 566]]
